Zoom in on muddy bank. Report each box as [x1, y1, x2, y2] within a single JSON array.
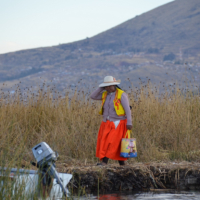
[[56, 162, 200, 193]]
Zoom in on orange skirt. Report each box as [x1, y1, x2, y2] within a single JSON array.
[[96, 119, 128, 161]]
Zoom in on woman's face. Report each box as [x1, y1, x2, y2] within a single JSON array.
[[105, 85, 116, 93]]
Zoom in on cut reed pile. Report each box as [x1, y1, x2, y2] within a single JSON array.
[[0, 82, 200, 167]]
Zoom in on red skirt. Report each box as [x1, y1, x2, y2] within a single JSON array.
[[96, 119, 128, 161]]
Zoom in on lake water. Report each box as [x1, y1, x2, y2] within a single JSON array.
[[77, 191, 200, 200]]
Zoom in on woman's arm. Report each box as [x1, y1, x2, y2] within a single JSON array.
[[121, 93, 132, 126], [90, 87, 104, 100]]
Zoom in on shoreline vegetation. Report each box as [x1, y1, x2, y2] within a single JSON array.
[[0, 81, 200, 168], [0, 81, 200, 198], [66, 161, 200, 193]]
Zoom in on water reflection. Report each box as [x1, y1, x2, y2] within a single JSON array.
[[80, 191, 200, 200], [98, 194, 122, 200]]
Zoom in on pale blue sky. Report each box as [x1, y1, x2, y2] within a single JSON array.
[[0, 0, 174, 54]]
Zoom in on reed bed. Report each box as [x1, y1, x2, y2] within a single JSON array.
[[0, 82, 200, 167]]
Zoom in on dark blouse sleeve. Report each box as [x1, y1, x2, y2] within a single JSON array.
[[90, 87, 104, 100], [121, 93, 132, 125]]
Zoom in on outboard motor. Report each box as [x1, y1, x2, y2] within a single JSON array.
[[31, 142, 67, 197]]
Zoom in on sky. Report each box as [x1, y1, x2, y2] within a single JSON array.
[[0, 0, 174, 54]]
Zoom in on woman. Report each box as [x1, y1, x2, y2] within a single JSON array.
[[90, 76, 132, 165]]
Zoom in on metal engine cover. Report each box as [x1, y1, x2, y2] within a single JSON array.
[[32, 142, 57, 165]]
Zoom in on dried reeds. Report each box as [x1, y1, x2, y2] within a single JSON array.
[[0, 82, 200, 167]]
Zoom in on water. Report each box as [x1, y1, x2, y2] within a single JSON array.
[[77, 191, 200, 200]]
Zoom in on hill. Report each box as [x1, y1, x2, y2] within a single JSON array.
[[0, 0, 200, 92], [86, 0, 200, 54]]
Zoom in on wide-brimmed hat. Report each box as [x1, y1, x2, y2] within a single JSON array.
[[99, 76, 121, 87]]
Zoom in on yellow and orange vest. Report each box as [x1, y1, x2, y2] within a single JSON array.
[[99, 88, 125, 116]]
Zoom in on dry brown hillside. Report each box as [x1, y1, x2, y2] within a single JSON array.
[[85, 0, 200, 54], [0, 0, 200, 91]]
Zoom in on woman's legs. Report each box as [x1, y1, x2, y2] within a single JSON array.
[[97, 157, 109, 165], [103, 157, 109, 164], [118, 160, 125, 165], [97, 157, 125, 166]]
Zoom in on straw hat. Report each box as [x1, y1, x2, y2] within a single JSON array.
[[99, 76, 121, 87]]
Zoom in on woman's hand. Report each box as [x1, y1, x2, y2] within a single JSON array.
[[126, 125, 132, 130]]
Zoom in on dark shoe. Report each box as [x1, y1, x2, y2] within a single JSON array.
[[118, 161, 125, 166], [97, 162, 107, 166]]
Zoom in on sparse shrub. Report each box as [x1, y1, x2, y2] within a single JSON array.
[[163, 52, 176, 61], [128, 47, 141, 53], [65, 55, 76, 60], [147, 48, 159, 54]]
